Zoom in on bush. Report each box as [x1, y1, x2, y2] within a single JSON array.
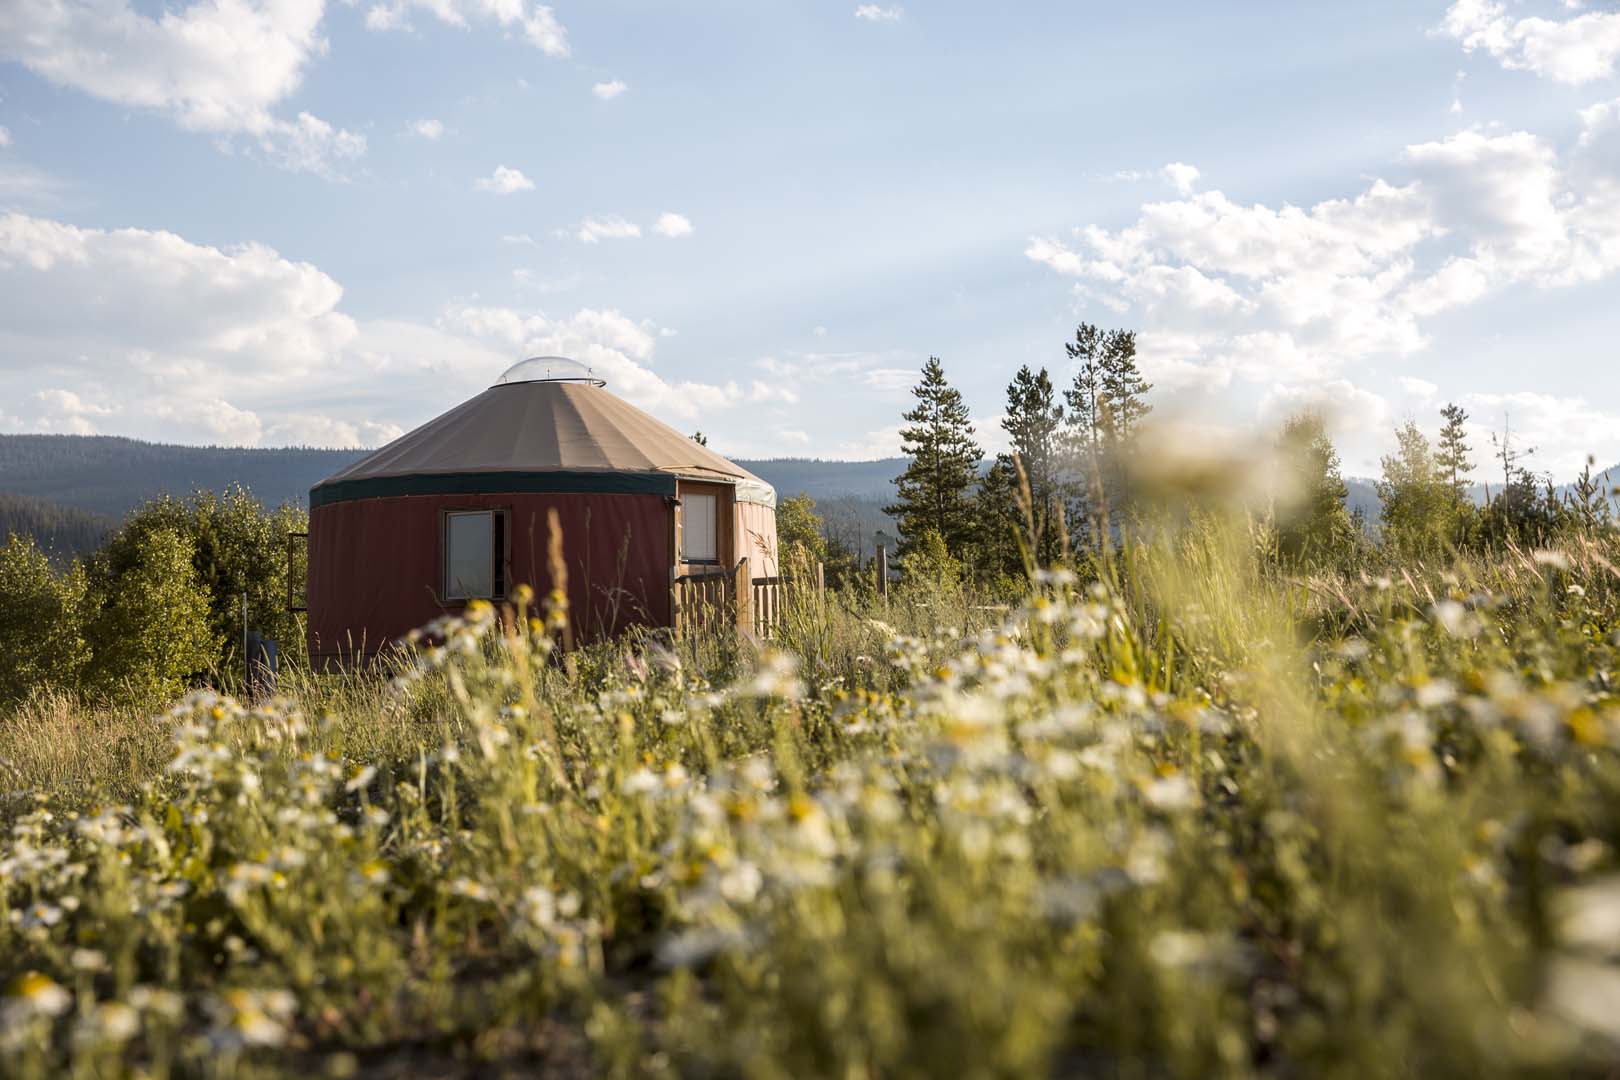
[[83, 526, 219, 701], [105, 486, 308, 672], [0, 535, 88, 706]]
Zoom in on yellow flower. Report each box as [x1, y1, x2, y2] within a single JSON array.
[[8, 971, 70, 1018], [1568, 707, 1604, 747]]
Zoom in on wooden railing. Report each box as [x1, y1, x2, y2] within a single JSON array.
[[671, 562, 736, 636], [672, 559, 823, 639]]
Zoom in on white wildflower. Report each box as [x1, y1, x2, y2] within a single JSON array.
[[718, 861, 763, 904], [1414, 680, 1457, 709], [344, 765, 377, 793]]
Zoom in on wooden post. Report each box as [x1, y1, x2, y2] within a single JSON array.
[[816, 560, 825, 607], [734, 557, 751, 635], [877, 545, 889, 603]]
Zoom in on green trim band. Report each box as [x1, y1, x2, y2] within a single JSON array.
[[310, 470, 677, 508]]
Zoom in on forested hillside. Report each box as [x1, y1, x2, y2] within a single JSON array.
[[0, 492, 113, 558], [0, 436, 904, 544], [0, 435, 364, 517]]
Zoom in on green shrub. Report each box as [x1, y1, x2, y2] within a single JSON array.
[[82, 526, 219, 701], [0, 535, 88, 706]]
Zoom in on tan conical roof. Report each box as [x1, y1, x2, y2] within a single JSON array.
[[312, 379, 774, 508]]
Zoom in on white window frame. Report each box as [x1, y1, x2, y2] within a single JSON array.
[[442, 508, 508, 601], [681, 492, 719, 564]]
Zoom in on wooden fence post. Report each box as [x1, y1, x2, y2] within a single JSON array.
[[734, 558, 752, 635]]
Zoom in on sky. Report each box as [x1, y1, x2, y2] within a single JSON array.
[[2, 0, 1620, 480]]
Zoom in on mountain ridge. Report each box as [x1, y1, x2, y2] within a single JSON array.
[[2, 435, 1612, 537]]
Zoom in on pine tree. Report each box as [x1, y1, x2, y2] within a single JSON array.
[[1063, 324, 1152, 533], [1064, 324, 1153, 449], [887, 358, 984, 556], [970, 456, 1025, 581], [1065, 324, 1107, 462], [1435, 403, 1473, 495], [1001, 366, 1066, 565], [1099, 328, 1152, 442]]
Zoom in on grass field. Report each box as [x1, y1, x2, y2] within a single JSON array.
[[3, 516, 1620, 1077]]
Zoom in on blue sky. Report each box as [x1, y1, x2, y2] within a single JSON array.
[[3, 0, 1620, 478]]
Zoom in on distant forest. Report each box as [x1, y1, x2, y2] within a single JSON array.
[[0, 435, 365, 518], [0, 434, 903, 558], [0, 493, 114, 559]]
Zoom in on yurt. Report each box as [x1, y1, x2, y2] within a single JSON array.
[[305, 358, 778, 667]]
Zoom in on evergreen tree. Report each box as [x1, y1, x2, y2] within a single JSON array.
[[1435, 403, 1474, 495], [1099, 328, 1153, 442], [888, 358, 984, 555], [1479, 413, 1553, 543], [1564, 458, 1615, 532], [1376, 421, 1450, 558], [1064, 324, 1153, 449], [969, 456, 1026, 583], [1275, 412, 1357, 567], [1063, 324, 1152, 531], [1065, 324, 1108, 463], [1000, 366, 1066, 565]]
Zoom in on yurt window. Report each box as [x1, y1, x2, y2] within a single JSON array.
[[681, 492, 718, 563], [444, 509, 508, 600]]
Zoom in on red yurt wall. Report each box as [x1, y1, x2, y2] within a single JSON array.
[[307, 491, 672, 667]]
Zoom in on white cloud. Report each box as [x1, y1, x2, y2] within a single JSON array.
[[0, 0, 364, 175], [1027, 120, 1620, 406], [410, 118, 445, 139], [836, 422, 903, 459], [653, 212, 694, 238], [266, 111, 367, 177], [502, 233, 536, 246], [1027, 113, 1620, 478], [476, 165, 534, 194], [0, 210, 805, 448], [364, 0, 569, 55], [860, 368, 918, 395], [1442, 0, 1620, 84], [36, 388, 116, 418], [0, 126, 10, 149], [265, 414, 404, 447], [575, 216, 641, 243], [0, 210, 361, 445], [1162, 162, 1200, 195], [592, 80, 628, 100], [1399, 376, 1439, 400], [1460, 391, 1620, 478], [854, 5, 903, 22], [440, 305, 792, 420]]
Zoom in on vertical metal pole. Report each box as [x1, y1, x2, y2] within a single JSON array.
[[242, 591, 249, 695]]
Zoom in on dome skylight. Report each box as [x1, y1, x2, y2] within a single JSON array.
[[494, 356, 605, 387]]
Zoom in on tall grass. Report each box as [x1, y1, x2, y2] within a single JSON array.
[[2, 515, 1619, 1077]]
